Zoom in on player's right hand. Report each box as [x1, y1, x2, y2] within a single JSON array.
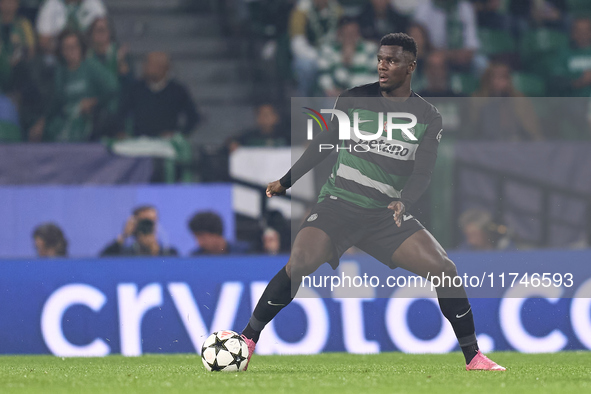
[[266, 180, 287, 197], [122, 216, 137, 238]]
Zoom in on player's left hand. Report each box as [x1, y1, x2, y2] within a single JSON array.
[[388, 201, 405, 227]]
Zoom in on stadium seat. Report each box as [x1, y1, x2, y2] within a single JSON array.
[[512, 72, 546, 96], [450, 73, 479, 96], [478, 29, 516, 56]]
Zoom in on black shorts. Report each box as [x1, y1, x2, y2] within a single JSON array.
[[300, 197, 424, 269]]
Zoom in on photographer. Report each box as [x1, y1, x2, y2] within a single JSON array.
[[188, 211, 250, 255], [458, 208, 516, 251], [101, 205, 178, 257], [33, 222, 68, 257]]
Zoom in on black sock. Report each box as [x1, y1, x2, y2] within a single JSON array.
[[242, 265, 295, 343], [436, 285, 479, 364], [241, 322, 262, 343], [461, 343, 480, 364]]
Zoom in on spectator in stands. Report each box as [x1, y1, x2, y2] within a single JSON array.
[[317, 17, 377, 97], [357, 0, 409, 43], [37, 30, 117, 142], [508, 0, 566, 32], [262, 227, 281, 255], [406, 23, 432, 93], [36, 0, 106, 42], [417, 50, 459, 97], [473, 61, 518, 98], [0, 0, 35, 92], [413, 0, 483, 73], [117, 51, 199, 139], [245, 0, 296, 43], [0, 92, 20, 141], [289, 0, 343, 96], [407, 22, 432, 60], [471, 62, 543, 141], [418, 51, 466, 136], [556, 18, 591, 97], [101, 205, 178, 257], [188, 211, 250, 255], [36, 0, 105, 83], [458, 209, 515, 251], [20, 21, 57, 141], [87, 17, 132, 88], [228, 103, 287, 152], [263, 209, 291, 253], [33, 222, 68, 257]]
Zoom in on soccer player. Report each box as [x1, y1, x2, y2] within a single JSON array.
[[241, 33, 505, 371]]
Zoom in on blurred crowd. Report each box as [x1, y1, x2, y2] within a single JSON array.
[[32, 206, 290, 258], [0, 0, 200, 144], [4, 0, 591, 255], [31, 203, 529, 258], [241, 0, 591, 140], [3, 0, 591, 144]]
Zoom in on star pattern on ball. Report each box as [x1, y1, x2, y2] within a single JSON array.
[[214, 336, 226, 349], [202, 331, 248, 372], [229, 349, 247, 367]]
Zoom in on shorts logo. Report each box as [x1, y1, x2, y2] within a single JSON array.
[[403, 214, 413, 221], [307, 213, 318, 222]]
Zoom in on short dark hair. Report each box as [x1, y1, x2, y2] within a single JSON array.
[[133, 205, 156, 216], [188, 211, 224, 236], [380, 33, 418, 58], [33, 223, 68, 256], [338, 16, 359, 29], [57, 29, 87, 63], [88, 17, 117, 44]]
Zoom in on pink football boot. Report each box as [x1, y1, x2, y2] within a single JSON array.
[[241, 335, 256, 371], [466, 351, 506, 371]]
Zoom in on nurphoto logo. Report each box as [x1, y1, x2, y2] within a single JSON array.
[[303, 107, 418, 153]]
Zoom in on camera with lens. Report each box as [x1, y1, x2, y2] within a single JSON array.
[[135, 219, 155, 236]]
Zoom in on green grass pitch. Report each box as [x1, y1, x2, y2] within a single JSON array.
[[0, 352, 590, 394]]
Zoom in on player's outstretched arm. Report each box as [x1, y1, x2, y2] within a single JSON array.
[[273, 124, 338, 194], [266, 180, 287, 197]]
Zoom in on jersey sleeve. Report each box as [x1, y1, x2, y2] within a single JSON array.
[[279, 93, 349, 188], [399, 109, 443, 212]]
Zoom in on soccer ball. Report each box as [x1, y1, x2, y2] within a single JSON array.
[[201, 330, 249, 372]]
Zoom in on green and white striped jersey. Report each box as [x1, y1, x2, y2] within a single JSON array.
[[318, 82, 443, 210], [317, 39, 378, 93]]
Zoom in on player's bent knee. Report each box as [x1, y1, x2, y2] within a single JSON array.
[[429, 256, 458, 277], [289, 247, 324, 278], [441, 257, 458, 277]]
